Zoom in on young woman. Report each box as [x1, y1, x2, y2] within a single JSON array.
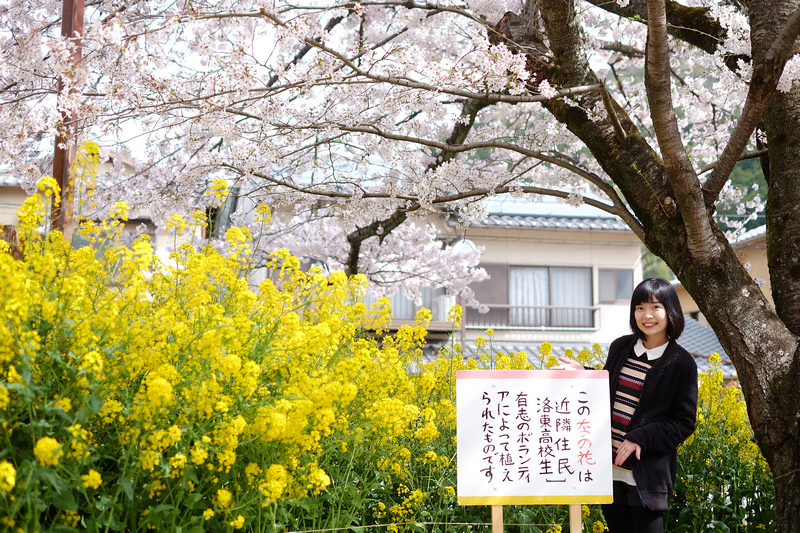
[[556, 278, 698, 533]]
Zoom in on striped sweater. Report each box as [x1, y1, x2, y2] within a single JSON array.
[[603, 334, 698, 511], [611, 353, 653, 471]]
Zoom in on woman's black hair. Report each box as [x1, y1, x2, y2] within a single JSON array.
[[629, 278, 685, 341]]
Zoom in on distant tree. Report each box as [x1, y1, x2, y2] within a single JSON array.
[[717, 158, 769, 232], [642, 245, 675, 281]]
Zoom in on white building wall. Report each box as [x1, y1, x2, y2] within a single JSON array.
[[0, 186, 28, 226], [446, 224, 642, 347]]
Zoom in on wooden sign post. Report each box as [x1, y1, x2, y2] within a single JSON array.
[[456, 370, 613, 531]]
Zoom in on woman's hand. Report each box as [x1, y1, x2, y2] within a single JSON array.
[[551, 357, 584, 371], [614, 439, 642, 465]]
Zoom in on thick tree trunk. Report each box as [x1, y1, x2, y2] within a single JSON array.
[[749, 2, 800, 529], [531, 1, 800, 530]]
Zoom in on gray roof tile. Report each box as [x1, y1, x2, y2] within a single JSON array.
[[469, 213, 631, 231], [0, 174, 21, 187]]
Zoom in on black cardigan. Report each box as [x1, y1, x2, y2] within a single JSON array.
[[604, 334, 698, 510]]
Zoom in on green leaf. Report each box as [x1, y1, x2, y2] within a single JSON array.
[[712, 521, 731, 533], [52, 489, 78, 511], [89, 395, 105, 416], [95, 494, 114, 512], [120, 478, 134, 501]]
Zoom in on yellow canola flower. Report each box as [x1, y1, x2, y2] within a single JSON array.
[[169, 453, 187, 478], [165, 213, 187, 235], [228, 514, 245, 529], [110, 201, 129, 221], [258, 464, 288, 505], [208, 178, 230, 203], [34, 437, 63, 467], [447, 304, 462, 328], [81, 469, 102, 489], [306, 466, 331, 495], [215, 488, 233, 509], [254, 203, 271, 224], [0, 461, 15, 492], [0, 386, 9, 411], [145, 376, 173, 407], [36, 176, 61, 206], [79, 350, 104, 375]]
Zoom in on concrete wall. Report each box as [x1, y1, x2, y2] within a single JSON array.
[[0, 186, 28, 226]]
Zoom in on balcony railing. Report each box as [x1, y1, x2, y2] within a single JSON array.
[[465, 304, 600, 330]]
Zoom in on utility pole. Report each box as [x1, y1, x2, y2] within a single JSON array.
[[52, 0, 84, 242]]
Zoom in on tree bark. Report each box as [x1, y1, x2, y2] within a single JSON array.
[[0, 226, 22, 260], [532, 0, 800, 530], [750, 3, 800, 525], [52, 0, 84, 243]]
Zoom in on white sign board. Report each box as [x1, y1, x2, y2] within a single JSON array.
[[457, 369, 613, 505]]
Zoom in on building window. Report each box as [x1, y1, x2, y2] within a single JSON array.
[[466, 265, 594, 328], [367, 286, 445, 321], [598, 269, 634, 303]]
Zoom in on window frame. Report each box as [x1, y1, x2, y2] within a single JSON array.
[[466, 263, 596, 329], [597, 268, 634, 303]]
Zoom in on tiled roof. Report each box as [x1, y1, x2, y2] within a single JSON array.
[[735, 224, 766, 245], [679, 316, 736, 377], [680, 316, 728, 359], [0, 174, 21, 187], [469, 213, 631, 231]]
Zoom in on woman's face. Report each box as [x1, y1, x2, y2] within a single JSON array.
[[634, 297, 669, 346]]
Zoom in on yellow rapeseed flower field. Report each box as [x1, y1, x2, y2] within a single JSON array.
[[0, 144, 773, 532]]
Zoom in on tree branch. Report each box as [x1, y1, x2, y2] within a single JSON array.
[[586, 0, 748, 72], [434, 98, 492, 167], [697, 148, 769, 175], [324, 123, 609, 187], [265, 15, 346, 88], [259, 8, 601, 105], [645, 0, 719, 264], [600, 84, 627, 142], [345, 208, 411, 276], [702, 8, 800, 205]]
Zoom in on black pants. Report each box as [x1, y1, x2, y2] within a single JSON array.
[[602, 481, 665, 533], [601, 502, 664, 533]]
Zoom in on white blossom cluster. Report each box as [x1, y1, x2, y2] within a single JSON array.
[[0, 0, 770, 298]]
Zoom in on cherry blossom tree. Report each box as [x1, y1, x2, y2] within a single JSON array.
[[3, 0, 800, 528]]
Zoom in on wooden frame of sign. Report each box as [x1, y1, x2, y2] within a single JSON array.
[[456, 370, 613, 532]]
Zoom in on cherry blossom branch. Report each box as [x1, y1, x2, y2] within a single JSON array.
[[287, 1, 477, 21], [258, 9, 601, 104], [225, 160, 642, 239], [645, 0, 719, 264], [586, 0, 745, 68], [341, 99, 490, 274], [345, 209, 409, 275], [266, 14, 346, 87], [278, 116, 641, 232], [702, 8, 800, 206], [434, 98, 490, 167], [328, 123, 614, 191]]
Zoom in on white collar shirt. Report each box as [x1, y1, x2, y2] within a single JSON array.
[[633, 338, 669, 361]]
